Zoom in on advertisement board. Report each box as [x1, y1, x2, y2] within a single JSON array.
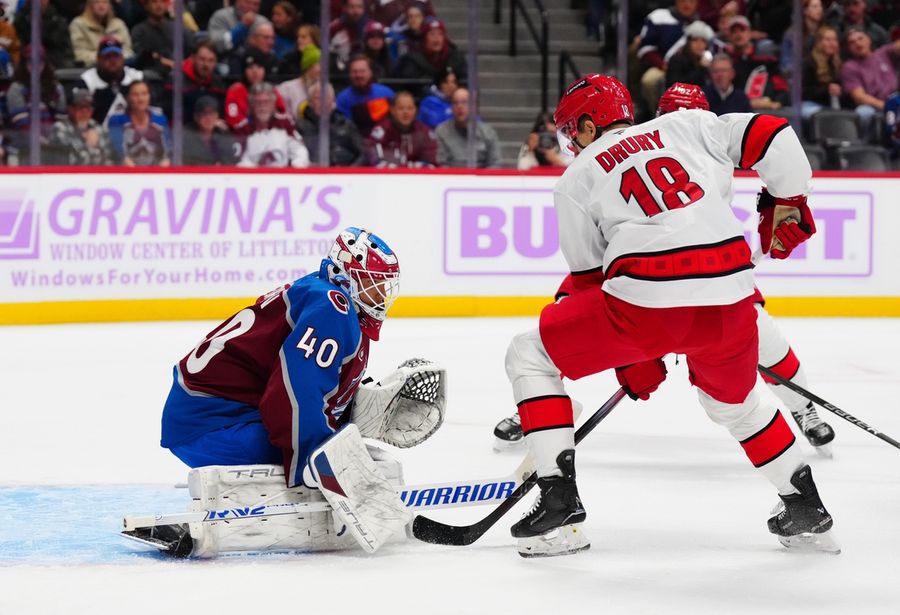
[[0, 169, 897, 323]]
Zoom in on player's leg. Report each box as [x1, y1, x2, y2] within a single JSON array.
[[687, 299, 837, 551], [505, 289, 654, 557], [756, 303, 835, 450]]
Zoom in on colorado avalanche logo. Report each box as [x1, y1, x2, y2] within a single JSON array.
[[328, 289, 350, 314]]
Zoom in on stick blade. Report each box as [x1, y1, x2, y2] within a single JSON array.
[[412, 514, 484, 546]]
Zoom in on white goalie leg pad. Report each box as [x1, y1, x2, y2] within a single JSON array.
[[308, 424, 412, 553], [185, 465, 358, 558], [352, 358, 446, 448]]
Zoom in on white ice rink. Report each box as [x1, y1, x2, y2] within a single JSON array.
[[1, 316, 899, 614]]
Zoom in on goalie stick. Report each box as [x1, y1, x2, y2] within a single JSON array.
[[123, 474, 521, 531], [412, 387, 629, 546], [758, 365, 900, 450]]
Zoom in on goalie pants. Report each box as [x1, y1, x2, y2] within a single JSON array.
[[506, 288, 804, 495]]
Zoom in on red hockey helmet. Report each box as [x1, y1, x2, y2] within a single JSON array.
[[657, 82, 710, 115], [327, 227, 400, 340], [554, 74, 634, 153]]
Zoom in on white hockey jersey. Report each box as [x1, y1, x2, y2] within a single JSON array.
[[554, 110, 812, 308]]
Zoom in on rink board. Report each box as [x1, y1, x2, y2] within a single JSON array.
[[0, 168, 897, 323]]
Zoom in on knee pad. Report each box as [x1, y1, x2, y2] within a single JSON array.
[[504, 328, 565, 403]]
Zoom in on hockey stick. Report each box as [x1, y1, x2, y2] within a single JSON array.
[[412, 387, 629, 546], [758, 365, 900, 450], [123, 474, 521, 531]]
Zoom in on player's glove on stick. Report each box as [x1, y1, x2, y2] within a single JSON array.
[[756, 189, 816, 259], [615, 358, 667, 401], [351, 358, 446, 448]]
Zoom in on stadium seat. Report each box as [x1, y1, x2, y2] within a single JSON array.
[[836, 145, 890, 171], [802, 143, 828, 171], [809, 110, 863, 149]]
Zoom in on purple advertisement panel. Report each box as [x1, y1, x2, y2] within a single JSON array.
[[444, 186, 874, 278]]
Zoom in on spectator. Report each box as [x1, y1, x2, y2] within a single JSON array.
[[164, 40, 228, 121], [236, 82, 309, 167], [841, 27, 900, 138], [746, 0, 793, 44], [417, 67, 458, 128], [113, 0, 149, 29], [46, 85, 113, 165], [666, 20, 715, 86], [80, 36, 145, 124], [271, 1, 299, 60], [363, 21, 393, 79], [387, 1, 428, 59], [336, 54, 395, 132], [723, 15, 789, 109], [393, 18, 467, 93], [297, 80, 366, 166], [183, 96, 238, 166], [517, 112, 568, 170], [225, 48, 287, 130], [703, 52, 752, 113], [277, 46, 320, 123], [228, 21, 279, 76], [0, 5, 21, 72], [70, 0, 134, 67], [13, 0, 74, 68], [369, 0, 434, 27], [697, 0, 746, 28], [435, 87, 501, 168], [190, 0, 225, 31], [780, 0, 824, 75], [6, 45, 66, 135], [132, 0, 195, 75], [208, 0, 269, 57], [330, 0, 369, 70], [107, 80, 171, 166], [801, 25, 842, 119], [0, 132, 17, 165], [365, 90, 436, 167], [637, 0, 700, 113], [829, 0, 889, 50], [278, 23, 320, 75]]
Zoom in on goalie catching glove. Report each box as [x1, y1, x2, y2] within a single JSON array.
[[756, 189, 816, 259], [351, 358, 446, 448]]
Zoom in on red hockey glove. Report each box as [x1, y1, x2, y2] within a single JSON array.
[[756, 189, 816, 260], [615, 358, 667, 401]]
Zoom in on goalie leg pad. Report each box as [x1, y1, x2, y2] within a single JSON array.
[[185, 464, 357, 558], [309, 424, 412, 553]]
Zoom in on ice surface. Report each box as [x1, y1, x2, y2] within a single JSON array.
[[1, 317, 899, 614]]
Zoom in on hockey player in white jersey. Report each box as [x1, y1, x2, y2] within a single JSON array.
[[504, 74, 837, 557], [493, 83, 835, 455]]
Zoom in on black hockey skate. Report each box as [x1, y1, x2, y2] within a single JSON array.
[[492, 413, 524, 451], [767, 465, 840, 554], [511, 449, 590, 558], [790, 402, 835, 457], [121, 523, 194, 558]]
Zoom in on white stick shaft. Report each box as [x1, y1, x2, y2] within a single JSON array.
[[123, 474, 522, 531]]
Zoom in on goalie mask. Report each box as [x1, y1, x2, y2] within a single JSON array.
[[326, 227, 400, 340]]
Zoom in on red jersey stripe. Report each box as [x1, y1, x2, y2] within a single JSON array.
[[739, 115, 789, 170], [605, 236, 752, 282]]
